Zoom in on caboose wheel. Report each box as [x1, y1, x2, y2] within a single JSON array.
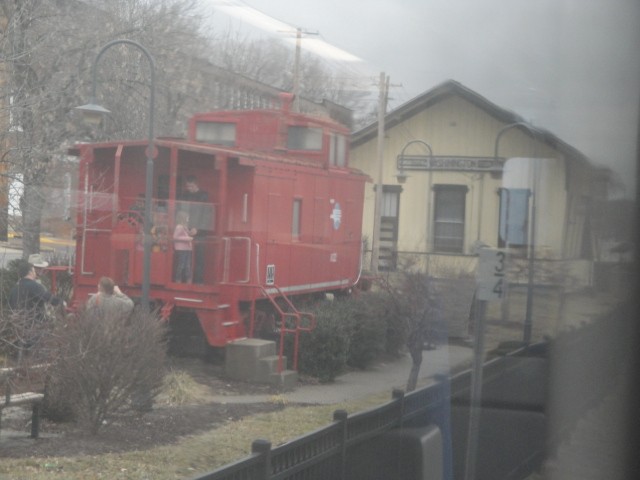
[[167, 312, 207, 358]]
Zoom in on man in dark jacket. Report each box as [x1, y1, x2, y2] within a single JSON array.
[[9, 256, 63, 319], [9, 255, 63, 351]]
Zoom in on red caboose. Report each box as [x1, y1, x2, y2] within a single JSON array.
[[70, 94, 367, 356]]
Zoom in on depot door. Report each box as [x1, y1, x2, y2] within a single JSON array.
[[378, 186, 401, 271]]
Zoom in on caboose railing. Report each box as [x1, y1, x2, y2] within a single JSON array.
[[259, 285, 315, 372], [220, 237, 316, 372]]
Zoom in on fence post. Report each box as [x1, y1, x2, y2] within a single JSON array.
[[392, 388, 405, 428], [31, 402, 41, 438], [391, 389, 406, 478], [251, 439, 272, 480], [334, 409, 348, 480], [435, 373, 454, 480]]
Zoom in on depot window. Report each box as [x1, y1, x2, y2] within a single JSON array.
[[433, 185, 468, 253], [195, 121, 236, 146], [287, 126, 323, 151]]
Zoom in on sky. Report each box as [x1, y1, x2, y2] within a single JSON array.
[[203, 0, 640, 198]]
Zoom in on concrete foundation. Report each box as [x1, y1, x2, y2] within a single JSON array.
[[225, 338, 298, 388]]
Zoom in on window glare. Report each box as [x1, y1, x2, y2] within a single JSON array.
[[287, 126, 322, 150], [195, 122, 236, 146]]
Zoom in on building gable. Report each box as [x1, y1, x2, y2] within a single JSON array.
[[350, 79, 607, 292]]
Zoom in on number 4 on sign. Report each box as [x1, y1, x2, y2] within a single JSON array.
[[477, 248, 506, 302]]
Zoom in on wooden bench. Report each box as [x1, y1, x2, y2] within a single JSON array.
[[1, 366, 46, 439]]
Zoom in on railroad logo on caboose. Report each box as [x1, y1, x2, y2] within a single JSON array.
[[330, 202, 342, 230]]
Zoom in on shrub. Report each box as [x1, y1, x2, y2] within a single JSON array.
[[44, 307, 167, 434], [285, 293, 397, 381], [361, 289, 407, 358], [346, 294, 387, 369], [0, 259, 23, 310], [293, 299, 352, 383]]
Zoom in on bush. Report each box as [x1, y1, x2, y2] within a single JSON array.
[[44, 307, 167, 434], [285, 292, 401, 381], [293, 299, 352, 383], [0, 259, 23, 310], [363, 290, 408, 358], [346, 294, 387, 369]]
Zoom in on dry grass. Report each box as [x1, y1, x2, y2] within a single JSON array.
[[156, 369, 214, 406], [0, 392, 391, 480]]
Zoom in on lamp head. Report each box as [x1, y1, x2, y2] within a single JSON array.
[[75, 103, 111, 126], [395, 170, 409, 184]]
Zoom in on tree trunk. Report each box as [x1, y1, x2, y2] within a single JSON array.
[[21, 181, 44, 258], [406, 332, 424, 392]]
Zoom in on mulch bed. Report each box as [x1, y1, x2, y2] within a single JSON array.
[[0, 401, 285, 458], [0, 356, 288, 458]]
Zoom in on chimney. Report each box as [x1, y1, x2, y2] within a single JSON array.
[[279, 92, 295, 113]]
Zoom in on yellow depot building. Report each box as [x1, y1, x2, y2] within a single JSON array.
[[350, 80, 610, 292]]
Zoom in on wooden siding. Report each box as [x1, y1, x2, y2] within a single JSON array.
[[351, 83, 598, 281]]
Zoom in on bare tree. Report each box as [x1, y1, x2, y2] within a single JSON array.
[[207, 26, 370, 116], [377, 262, 442, 392], [1, 0, 368, 257], [0, 0, 209, 256]]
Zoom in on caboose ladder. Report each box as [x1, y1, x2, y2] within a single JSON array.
[[258, 285, 315, 372]]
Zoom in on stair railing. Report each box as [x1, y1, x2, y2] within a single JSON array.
[[259, 285, 315, 372]]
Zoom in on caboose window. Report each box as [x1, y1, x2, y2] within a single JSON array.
[[287, 126, 322, 151], [292, 198, 302, 238], [329, 133, 347, 167], [195, 121, 236, 146]]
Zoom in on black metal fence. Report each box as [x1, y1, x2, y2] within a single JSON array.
[[190, 376, 453, 480], [190, 303, 630, 480]]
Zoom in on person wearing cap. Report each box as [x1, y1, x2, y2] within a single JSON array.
[[28, 253, 50, 282], [8, 255, 64, 347]]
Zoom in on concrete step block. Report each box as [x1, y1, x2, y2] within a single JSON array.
[[270, 369, 298, 390], [225, 339, 277, 381], [257, 355, 286, 380]]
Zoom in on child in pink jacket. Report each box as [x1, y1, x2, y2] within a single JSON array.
[[173, 210, 193, 282]]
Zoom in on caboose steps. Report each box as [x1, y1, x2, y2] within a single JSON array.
[[269, 370, 299, 390], [224, 339, 298, 388]]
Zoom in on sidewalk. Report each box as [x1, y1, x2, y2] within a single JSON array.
[[209, 291, 623, 406], [210, 344, 474, 405]]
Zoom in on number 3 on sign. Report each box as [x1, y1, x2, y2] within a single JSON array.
[[492, 251, 506, 297], [477, 249, 506, 301]]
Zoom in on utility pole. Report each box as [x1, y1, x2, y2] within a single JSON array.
[[292, 28, 302, 112], [371, 72, 390, 273], [281, 27, 318, 113]]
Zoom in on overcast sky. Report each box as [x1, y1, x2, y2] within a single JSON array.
[[206, 0, 639, 197]]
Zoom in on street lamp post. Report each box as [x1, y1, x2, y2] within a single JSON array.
[[494, 122, 540, 345], [76, 39, 156, 311], [396, 139, 434, 184]]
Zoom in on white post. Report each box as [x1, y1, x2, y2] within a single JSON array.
[[371, 72, 389, 273]]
